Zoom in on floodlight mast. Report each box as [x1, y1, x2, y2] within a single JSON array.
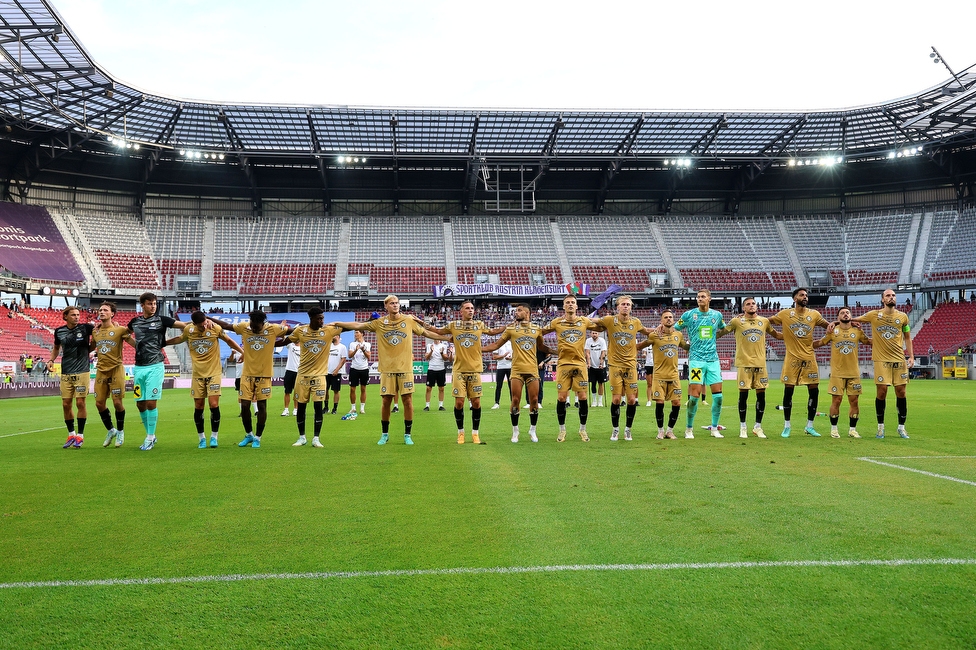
[[930, 46, 966, 91]]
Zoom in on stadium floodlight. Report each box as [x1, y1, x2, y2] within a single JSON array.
[[218, 153, 225, 160], [888, 152, 896, 159]]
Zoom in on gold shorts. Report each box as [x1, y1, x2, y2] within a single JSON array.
[[652, 378, 682, 402], [874, 361, 909, 386], [781, 354, 819, 385], [94, 366, 126, 402], [239, 376, 272, 402], [511, 372, 539, 385], [555, 366, 588, 394], [295, 374, 328, 403], [608, 365, 639, 399], [191, 376, 222, 399], [380, 372, 414, 397], [452, 372, 483, 399], [829, 376, 862, 396], [737, 366, 769, 391], [60, 373, 89, 400]]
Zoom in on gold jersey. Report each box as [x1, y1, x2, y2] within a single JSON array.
[[775, 308, 828, 361], [862, 309, 911, 363], [824, 326, 869, 378], [595, 315, 644, 368], [444, 319, 489, 373], [287, 325, 343, 376], [647, 330, 684, 381], [182, 322, 225, 379], [497, 321, 545, 375], [92, 324, 130, 371], [725, 316, 774, 368], [547, 315, 595, 370], [361, 316, 426, 374], [233, 321, 290, 377]]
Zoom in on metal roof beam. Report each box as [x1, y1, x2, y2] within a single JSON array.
[[594, 114, 645, 213], [725, 116, 807, 213], [462, 114, 481, 213], [390, 114, 399, 214], [219, 111, 262, 216], [306, 108, 331, 214], [541, 115, 564, 157], [136, 103, 183, 207], [688, 113, 727, 156]]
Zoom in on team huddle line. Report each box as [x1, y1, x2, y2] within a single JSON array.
[[49, 288, 915, 450]]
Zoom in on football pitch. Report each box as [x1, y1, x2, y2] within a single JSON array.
[[2, 379, 975, 649]]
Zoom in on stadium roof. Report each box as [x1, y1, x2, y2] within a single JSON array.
[[2, 0, 976, 214]]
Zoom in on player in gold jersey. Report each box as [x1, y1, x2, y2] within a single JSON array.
[[330, 295, 449, 446], [167, 310, 244, 448], [718, 297, 782, 439], [769, 288, 830, 438], [286, 307, 344, 448], [92, 301, 135, 448], [853, 289, 915, 439], [814, 308, 871, 439], [543, 295, 601, 442], [209, 311, 293, 448], [637, 311, 689, 439], [592, 295, 650, 441], [425, 301, 506, 444], [483, 303, 552, 443]]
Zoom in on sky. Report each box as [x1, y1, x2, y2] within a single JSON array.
[[48, 0, 975, 111]]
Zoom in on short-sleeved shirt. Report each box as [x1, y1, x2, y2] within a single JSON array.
[[444, 320, 491, 374], [361, 316, 426, 374], [497, 321, 544, 375], [286, 325, 343, 376], [495, 341, 513, 370], [128, 314, 176, 366], [349, 340, 372, 371], [328, 343, 348, 374], [675, 309, 725, 363], [595, 315, 643, 367], [182, 322, 225, 378], [585, 335, 608, 368], [93, 324, 130, 372], [862, 309, 911, 364], [233, 321, 291, 377], [824, 326, 870, 378], [775, 308, 829, 362], [646, 330, 684, 381], [547, 316, 595, 370], [426, 341, 449, 371], [724, 316, 775, 368], [54, 323, 95, 374]]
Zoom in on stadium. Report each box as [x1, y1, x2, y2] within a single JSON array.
[[2, 1, 976, 648]]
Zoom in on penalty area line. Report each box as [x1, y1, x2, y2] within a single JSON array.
[[2, 557, 976, 590], [0, 427, 61, 439], [857, 457, 976, 487]]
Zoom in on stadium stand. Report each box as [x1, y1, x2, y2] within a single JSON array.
[[558, 216, 668, 291], [65, 211, 160, 289], [453, 215, 563, 285], [924, 208, 976, 283], [348, 216, 446, 293], [842, 211, 913, 286], [912, 302, 976, 356]]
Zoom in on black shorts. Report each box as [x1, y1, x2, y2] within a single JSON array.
[[349, 368, 370, 387], [283, 370, 298, 394], [234, 377, 241, 392], [588, 367, 606, 385], [426, 368, 447, 387], [326, 374, 341, 392], [644, 366, 653, 378]]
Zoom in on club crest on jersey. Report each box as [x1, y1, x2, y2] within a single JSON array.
[[383, 330, 404, 346], [613, 332, 634, 347], [837, 340, 856, 355], [789, 323, 811, 338], [561, 328, 584, 343]]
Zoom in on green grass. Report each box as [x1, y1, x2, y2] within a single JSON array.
[[2, 380, 976, 648]]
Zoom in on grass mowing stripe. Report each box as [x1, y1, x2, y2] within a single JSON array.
[[4, 557, 975, 590], [857, 456, 976, 487]]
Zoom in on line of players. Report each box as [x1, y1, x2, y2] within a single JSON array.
[[50, 287, 914, 449]]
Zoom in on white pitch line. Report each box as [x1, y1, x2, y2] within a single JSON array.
[[857, 457, 976, 487], [2, 557, 975, 590], [0, 426, 61, 439]]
